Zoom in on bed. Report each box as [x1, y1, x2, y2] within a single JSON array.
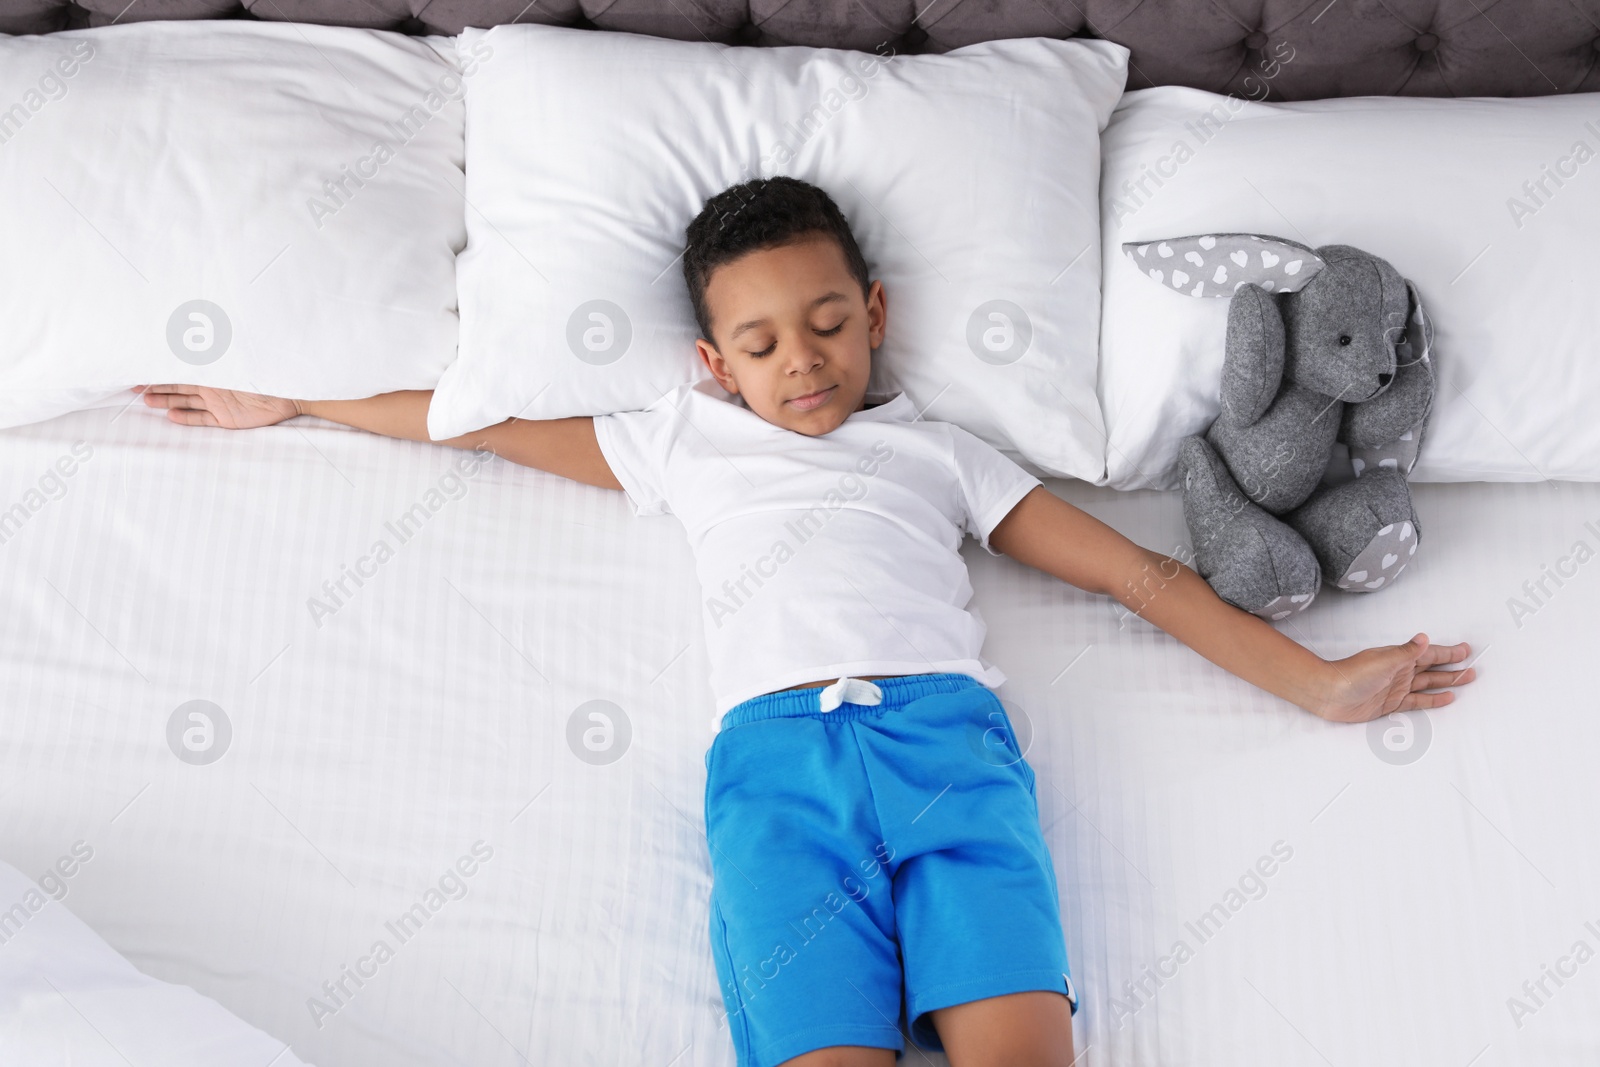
[[3, 397, 1596, 1065], [3, 2, 1599, 1065]]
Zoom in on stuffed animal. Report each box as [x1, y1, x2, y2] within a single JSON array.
[[1122, 234, 1436, 621]]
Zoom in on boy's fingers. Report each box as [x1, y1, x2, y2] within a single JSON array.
[[1421, 641, 1470, 667], [1390, 635, 1428, 668], [1400, 690, 1455, 712], [143, 384, 206, 403], [169, 409, 219, 428], [145, 392, 204, 410], [1390, 633, 1426, 665], [1413, 667, 1476, 691]]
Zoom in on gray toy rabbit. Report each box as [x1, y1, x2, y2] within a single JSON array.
[[1123, 233, 1436, 620]]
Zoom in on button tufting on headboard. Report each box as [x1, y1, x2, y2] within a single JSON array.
[[0, 0, 1595, 98]]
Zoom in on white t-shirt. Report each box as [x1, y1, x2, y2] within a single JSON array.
[[592, 378, 1042, 725]]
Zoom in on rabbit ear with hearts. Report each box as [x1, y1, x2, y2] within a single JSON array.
[[1123, 234, 1327, 297]]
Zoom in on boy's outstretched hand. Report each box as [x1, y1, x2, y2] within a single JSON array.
[[134, 384, 300, 429], [1315, 634, 1475, 724]]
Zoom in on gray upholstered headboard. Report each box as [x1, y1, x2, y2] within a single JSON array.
[[0, 0, 1595, 99]]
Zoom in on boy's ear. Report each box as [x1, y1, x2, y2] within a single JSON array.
[[697, 337, 739, 394], [866, 279, 886, 350]]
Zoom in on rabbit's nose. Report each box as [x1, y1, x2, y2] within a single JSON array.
[[1378, 371, 1394, 387]]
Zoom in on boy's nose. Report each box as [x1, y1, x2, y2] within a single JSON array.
[[790, 348, 825, 372]]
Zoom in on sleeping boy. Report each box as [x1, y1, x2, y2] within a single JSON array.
[[138, 176, 1475, 1067]]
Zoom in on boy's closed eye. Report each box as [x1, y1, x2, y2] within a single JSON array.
[[748, 319, 847, 358]]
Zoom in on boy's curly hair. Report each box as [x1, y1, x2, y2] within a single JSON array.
[[683, 176, 871, 349]]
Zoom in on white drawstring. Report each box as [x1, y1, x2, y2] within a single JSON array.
[[818, 676, 883, 713]]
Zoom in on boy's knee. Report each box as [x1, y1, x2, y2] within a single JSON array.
[[929, 990, 1076, 1067], [777, 1046, 897, 1067]]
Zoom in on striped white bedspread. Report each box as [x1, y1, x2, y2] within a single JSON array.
[[2, 401, 1595, 1065]]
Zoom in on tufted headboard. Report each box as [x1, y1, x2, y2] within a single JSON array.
[[0, 0, 1596, 99]]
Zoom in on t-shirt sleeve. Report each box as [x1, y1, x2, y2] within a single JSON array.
[[949, 425, 1043, 556], [591, 405, 678, 517]]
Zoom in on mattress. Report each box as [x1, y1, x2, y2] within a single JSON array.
[[2, 399, 1596, 1066]]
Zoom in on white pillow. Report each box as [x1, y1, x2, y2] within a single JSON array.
[[0, 23, 471, 429], [432, 25, 1128, 481], [0, 859, 316, 1065], [1098, 86, 1600, 489]]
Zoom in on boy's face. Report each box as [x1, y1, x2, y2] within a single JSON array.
[[695, 234, 886, 436]]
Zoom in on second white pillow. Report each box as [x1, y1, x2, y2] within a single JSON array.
[[432, 25, 1128, 481]]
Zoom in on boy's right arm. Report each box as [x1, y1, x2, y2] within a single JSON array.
[[134, 384, 623, 492]]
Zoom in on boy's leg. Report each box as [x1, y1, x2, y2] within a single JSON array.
[[778, 1047, 899, 1067], [852, 684, 1079, 1056], [928, 991, 1076, 1067], [704, 712, 908, 1067]]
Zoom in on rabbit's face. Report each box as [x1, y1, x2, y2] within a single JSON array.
[[1282, 256, 1409, 403]]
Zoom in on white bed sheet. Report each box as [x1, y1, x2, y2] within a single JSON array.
[[1, 400, 1596, 1066]]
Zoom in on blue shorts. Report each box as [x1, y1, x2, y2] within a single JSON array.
[[702, 672, 1075, 1067]]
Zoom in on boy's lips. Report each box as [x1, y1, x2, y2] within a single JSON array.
[[787, 385, 836, 411]]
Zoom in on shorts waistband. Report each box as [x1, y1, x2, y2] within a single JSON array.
[[721, 673, 983, 730]]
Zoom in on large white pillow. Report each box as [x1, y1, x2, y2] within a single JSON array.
[[0, 858, 316, 1065], [1098, 86, 1600, 489], [0, 22, 472, 429], [432, 25, 1128, 481]]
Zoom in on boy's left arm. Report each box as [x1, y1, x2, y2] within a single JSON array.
[[988, 487, 1475, 723]]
